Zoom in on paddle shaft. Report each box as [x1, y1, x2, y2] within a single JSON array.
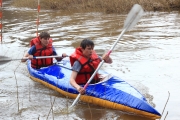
[[32, 55, 63, 59], [23, 55, 64, 60], [0, 55, 64, 62], [69, 29, 127, 107], [69, 4, 144, 109]]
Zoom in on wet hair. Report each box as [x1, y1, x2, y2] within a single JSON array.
[[39, 31, 50, 39], [80, 38, 94, 49]]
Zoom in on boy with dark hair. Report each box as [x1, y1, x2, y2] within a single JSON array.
[[22, 31, 67, 69], [70, 38, 112, 94]]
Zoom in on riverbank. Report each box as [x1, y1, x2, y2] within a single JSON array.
[[12, 0, 180, 14]]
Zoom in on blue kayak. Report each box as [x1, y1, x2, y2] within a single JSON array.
[[27, 59, 161, 119]]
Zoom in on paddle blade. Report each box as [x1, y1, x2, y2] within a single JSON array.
[[123, 4, 144, 31]]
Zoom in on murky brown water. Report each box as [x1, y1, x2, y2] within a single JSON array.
[[0, 1, 180, 120]]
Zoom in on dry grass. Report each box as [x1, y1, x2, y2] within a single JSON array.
[[12, 0, 180, 13]]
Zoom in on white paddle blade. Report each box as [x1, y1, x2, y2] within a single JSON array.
[[123, 4, 144, 31]]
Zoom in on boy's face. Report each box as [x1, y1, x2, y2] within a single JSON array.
[[81, 45, 94, 59], [40, 37, 50, 47]]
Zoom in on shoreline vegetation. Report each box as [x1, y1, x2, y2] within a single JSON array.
[[12, 0, 180, 14]]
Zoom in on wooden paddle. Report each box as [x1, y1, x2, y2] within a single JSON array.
[[68, 4, 144, 109]]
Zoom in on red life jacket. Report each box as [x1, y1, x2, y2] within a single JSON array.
[[70, 47, 101, 85], [30, 37, 53, 69]]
